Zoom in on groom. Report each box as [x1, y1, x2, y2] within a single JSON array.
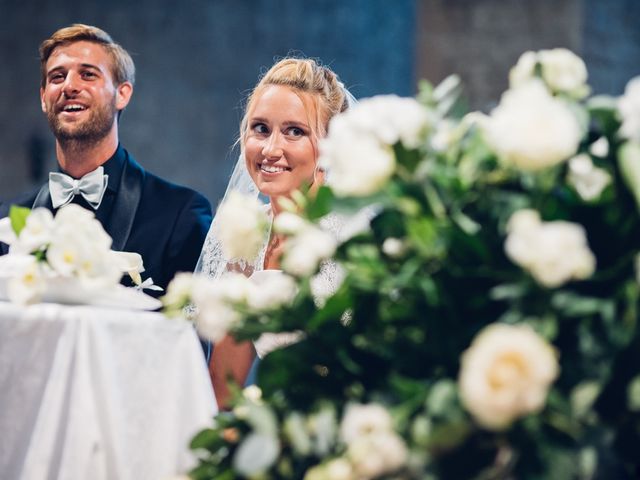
[[0, 24, 212, 295]]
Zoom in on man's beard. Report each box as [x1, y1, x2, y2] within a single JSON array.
[[47, 97, 118, 146]]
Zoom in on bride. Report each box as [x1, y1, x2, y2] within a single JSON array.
[[196, 58, 354, 408]]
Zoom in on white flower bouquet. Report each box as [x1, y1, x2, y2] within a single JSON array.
[[0, 204, 157, 308], [176, 49, 640, 479]]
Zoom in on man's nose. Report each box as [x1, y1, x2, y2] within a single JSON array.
[[262, 133, 284, 158], [62, 72, 81, 97]]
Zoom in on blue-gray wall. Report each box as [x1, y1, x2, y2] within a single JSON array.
[[583, 0, 640, 95]]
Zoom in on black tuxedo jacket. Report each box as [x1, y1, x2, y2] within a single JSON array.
[[0, 145, 213, 294]]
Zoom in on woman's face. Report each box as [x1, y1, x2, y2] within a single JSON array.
[[244, 85, 321, 200]]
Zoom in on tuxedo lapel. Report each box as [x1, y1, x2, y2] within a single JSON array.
[[107, 154, 144, 251], [32, 183, 53, 210]]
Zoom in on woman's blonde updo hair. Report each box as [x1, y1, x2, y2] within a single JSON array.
[[240, 58, 349, 151]]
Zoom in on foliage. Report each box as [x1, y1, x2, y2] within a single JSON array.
[[184, 49, 640, 479]]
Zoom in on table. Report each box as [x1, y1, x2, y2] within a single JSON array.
[[0, 301, 217, 480]]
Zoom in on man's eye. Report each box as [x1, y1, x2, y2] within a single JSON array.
[[81, 71, 97, 79], [49, 74, 65, 83]]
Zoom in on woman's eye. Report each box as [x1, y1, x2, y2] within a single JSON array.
[[287, 127, 305, 137], [252, 123, 269, 134]]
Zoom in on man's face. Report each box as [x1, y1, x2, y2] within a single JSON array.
[[40, 41, 131, 143]]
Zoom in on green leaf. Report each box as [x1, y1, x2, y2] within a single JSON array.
[[618, 141, 640, 212], [570, 381, 601, 419], [627, 375, 640, 412], [9, 205, 31, 236], [190, 428, 222, 450], [406, 217, 446, 259], [307, 186, 334, 220]]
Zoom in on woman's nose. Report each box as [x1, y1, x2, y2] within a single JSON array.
[[262, 133, 284, 158]]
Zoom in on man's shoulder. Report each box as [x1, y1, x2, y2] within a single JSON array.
[[0, 185, 43, 218], [142, 170, 210, 207]]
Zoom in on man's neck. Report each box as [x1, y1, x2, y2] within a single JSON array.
[[56, 135, 119, 178]]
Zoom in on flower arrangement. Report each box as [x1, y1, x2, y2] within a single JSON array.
[[0, 204, 148, 304], [169, 48, 640, 478]]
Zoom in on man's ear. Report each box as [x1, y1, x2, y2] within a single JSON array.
[[40, 87, 47, 113], [115, 82, 133, 110]]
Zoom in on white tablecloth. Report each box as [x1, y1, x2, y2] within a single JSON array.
[[0, 302, 217, 480]]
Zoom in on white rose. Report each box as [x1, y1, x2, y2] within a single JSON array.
[[347, 432, 408, 479], [340, 403, 393, 444], [509, 49, 589, 98], [325, 458, 355, 480], [282, 226, 337, 277], [320, 95, 430, 197], [334, 95, 430, 148], [11, 208, 55, 254], [214, 191, 268, 261], [567, 154, 611, 201], [484, 80, 582, 171], [589, 136, 609, 157], [508, 51, 537, 88], [459, 323, 559, 430], [619, 76, 640, 142], [163, 272, 197, 308], [505, 209, 596, 287], [247, 270, 297, 311], [273, 211, 308, 235], [320, 133, 395, 197], [190, 273, 251, 341], [538, 48, 589, 98]]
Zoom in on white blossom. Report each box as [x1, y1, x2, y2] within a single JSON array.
[[505, 209, 596, 287], [247, 270, 297, 311], [589, 136, 609, 157], [567, 154, 611, 201], [619, 76, 640, 142], [111, 251, 145, 285], [459, 323, 559, 430], [214, 190, 269, 262], [320, 95, 430, 197], [6, 255, 46, 305], [162, 272, 197, 309], [538, 48, 589, 97], [484, 80, 582, 171], [340, 403, 393, 444], [189, 273, 251, 341], [321, 133, 396, 197], [281, 224, 337, 278], [382, 237, 407, 258], [347, 432, 408, 478], [509, 49, 589, 98], [10, 208, 55, 254]]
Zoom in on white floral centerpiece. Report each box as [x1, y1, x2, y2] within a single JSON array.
[[0, 204, 158, 308], [166, 49, 640, 479]]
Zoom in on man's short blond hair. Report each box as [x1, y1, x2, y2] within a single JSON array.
[[39, 23, 135, 88]]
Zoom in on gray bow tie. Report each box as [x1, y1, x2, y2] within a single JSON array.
[[49, 167, 109, 210]]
